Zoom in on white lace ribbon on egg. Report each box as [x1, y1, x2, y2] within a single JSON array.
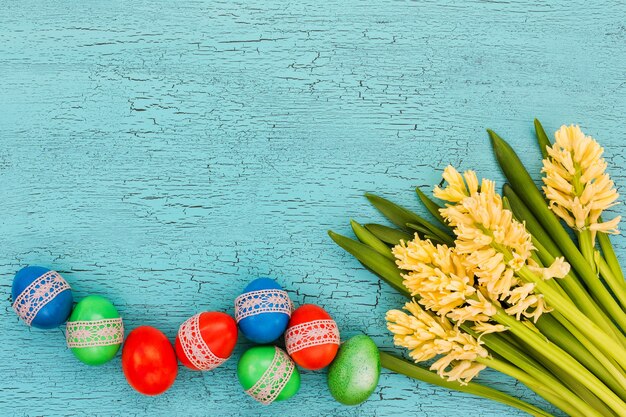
[[245, 346, 294, 405], [234, 289, 293, 323], [285, 319, 340, 355], [66, 318, 124, 348], [178, 313, 227, 370], [12, 270, 71, 326]]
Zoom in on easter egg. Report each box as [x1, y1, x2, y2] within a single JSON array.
[[66, 295, 124, 366], [122, 326, 178, 396], [328, 335, 380, 405], [234, 278, 292, 344], [175, 311, 238, 371], [285, 304, 340, 370], [11, 266, 73, 329], [238, 346, 300, 405]]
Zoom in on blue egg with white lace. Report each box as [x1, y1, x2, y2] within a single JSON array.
[[234, 278, 292, 344], [11, 266, 73, 329]]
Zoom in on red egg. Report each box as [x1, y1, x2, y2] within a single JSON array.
[[174, 311, 238, 371], [122, 326, 178, 396], [285, 304, 340, 370]]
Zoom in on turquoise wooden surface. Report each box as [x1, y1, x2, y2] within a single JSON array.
[[1, 1, 625, 416]]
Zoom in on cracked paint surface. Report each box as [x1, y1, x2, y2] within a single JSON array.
[[1, 1, 625, 416]]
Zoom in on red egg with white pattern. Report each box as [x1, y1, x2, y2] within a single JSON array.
[[174, 311, 238, 371], [285, 304, 340, 370]]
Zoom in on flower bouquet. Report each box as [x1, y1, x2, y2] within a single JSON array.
[[329, 121, 626, 417]]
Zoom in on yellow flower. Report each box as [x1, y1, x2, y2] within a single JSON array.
[[447, 290, 498, 326], [393, 234, 503, 333], [386, 301, 488, 384], [527, 257, 571, 280], [505, 283, 548, 322], [440, 178, 532, 298], [435, 168, 567, 322], [393, 235, 477, 316], [434, 165, 479, 203], [542, 125, 620, 239]]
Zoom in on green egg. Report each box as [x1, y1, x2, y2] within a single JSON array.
[[66, 295, 123, 366], [328, 334, 380, 405], [238, 346, 300, 403]]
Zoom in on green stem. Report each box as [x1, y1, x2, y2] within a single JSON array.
[[597, 253, 626, 311], [503, 331, 618, 417], [528, 384, 588, 417], [531, 238, 626, 346], [597, 223, 625, 283], [519, 265, 626, 369], [545, 312, 626, 401], [494, 309, 626, 416], [467, 295, 622, 415], [579, 229, 598, 271], [380, 352, 554, 417], [480, 357, 603, 417], [470, 326, 609, 417]]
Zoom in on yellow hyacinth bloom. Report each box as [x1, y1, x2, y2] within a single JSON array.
[[435, 168, 570, 322], [434, 165, 479, 203], [386, 301, 488, 384], [542, 125, 620, 239], [439, 177, 531, 293], [393, 235, 477, 316], [393, 234, 500, 332]]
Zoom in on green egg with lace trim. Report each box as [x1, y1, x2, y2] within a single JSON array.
[[237, 346, 300, 404], [65, 295, 124, 366]]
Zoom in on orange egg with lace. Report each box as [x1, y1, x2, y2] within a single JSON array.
[[285, 304, 340, 370], [175, 311, 238, 371]]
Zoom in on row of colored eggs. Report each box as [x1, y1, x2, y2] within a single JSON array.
[[11, 267, 380, 405]]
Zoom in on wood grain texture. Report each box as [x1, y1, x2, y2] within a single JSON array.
[[1, 0, 625, 415]]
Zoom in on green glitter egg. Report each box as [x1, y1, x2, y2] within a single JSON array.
[[237, 346, 300, 404], [66, 295, 123, 366], [327, 334, 380, 405]]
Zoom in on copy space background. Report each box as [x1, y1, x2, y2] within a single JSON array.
[[1, 1, 625, 416]]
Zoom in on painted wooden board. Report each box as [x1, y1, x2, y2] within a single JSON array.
[[1, 1, 625, 416]]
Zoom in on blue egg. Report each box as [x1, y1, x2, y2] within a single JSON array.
[[235, 277, 292, 344], [11, 266, 73, 329]]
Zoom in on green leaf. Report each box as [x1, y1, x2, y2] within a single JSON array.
[[365, 193, 426, 231], [502, 184, 562, 258], [406, 222, 433, 236], [365, 193, 455, 246], [415, 186, 449, 228], [350, 220, 395, 260], [364, 223, 412, 245], [534, 119, 551, 159], [328, 230, 408, 297]]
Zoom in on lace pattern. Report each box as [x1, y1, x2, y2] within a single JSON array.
[[285, 319, 340, 355], [66, 318, 124, 348], [234, 289, 293, 323], [245, 346, 295, 405], [178, 313, 227, 370], [12, 270, 71, 326]]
